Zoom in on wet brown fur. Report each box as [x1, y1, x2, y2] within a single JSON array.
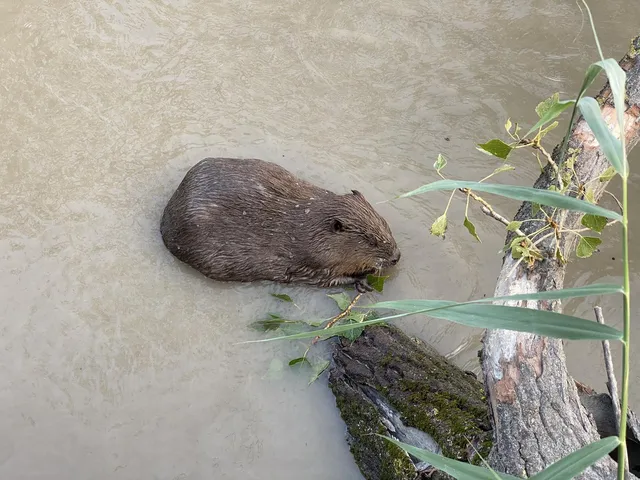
[[160, 157, 401, 291]]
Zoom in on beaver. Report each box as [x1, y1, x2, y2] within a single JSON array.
[[160, 157, 401, 292]]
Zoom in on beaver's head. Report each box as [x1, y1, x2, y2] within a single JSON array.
[[309, 189, 401, 279]]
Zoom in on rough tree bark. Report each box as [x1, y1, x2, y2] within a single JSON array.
[[482, 35, 640, 478]]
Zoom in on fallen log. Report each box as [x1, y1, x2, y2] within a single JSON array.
[[328, 324, 491, 480], [482, 34, 640, 479]]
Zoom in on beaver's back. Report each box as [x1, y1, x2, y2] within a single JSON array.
[[160, 157, 334, 283]]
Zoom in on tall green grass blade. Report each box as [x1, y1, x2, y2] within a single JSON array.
[[364, 302, 621, 340], [579, 6, 632, 478], [367, 283, 623, 308], [578, 97, 624, 176], [483, 282, 622, 303], [239, 295, 622, 344], [398, 180, 622, 221], [528, 437, 619, 479], [240, 283, 623, 344], [581, 1, 626, 168], [380, 436, 520, 480]]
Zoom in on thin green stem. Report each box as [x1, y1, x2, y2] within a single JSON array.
[[465, 191, 471, 217], [618, 174, 630, 479], [444, 189, 456, 214], [581, 0, 605, 60]]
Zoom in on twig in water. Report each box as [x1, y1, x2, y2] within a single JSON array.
[[311, 293, 363, 345], [595, 306, 624, 447], [325, 293, 363, 330]]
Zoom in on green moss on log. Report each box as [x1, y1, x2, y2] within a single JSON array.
[[330, 378, 417, 479], [329, 325, 493, 478]]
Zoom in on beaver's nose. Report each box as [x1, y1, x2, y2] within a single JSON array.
[[390, 249, 401, 265]]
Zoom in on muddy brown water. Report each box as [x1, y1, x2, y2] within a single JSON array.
[[1, 0, 638, 478]]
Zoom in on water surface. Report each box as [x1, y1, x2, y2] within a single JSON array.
[[1, 0, 638, 478]]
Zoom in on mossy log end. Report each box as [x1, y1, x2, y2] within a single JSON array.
[[328, 324, 492, 480]]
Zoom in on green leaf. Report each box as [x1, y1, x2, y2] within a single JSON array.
[[397, 180, 622, 221], [271, 293, 293, 302], [535, 93, 560, 118], [506, 221, 522, 232], [529, 437, 619, 480], [463, 217, 481, 242], [340, 319, 365, 341], [491, 164, 516, 176], [526, 95, 575, 137], [559, 63, 605, 160], [505, 118, 512, 133], [308, 360, 330, 385], [366, 274, 388, 293], [578, 97, 624, 176], [431, 214, 448, 237], [537, 120, 559, 139], [581, 214, 608, 233], [434, 154, 447, 173], [328, 292, 351, 311], [249, 317, 303, 332], [380, 436, 520, 480], [576, 236, 602, 258], [584, 188, 596, 204], [595, 58, 628, 177], [477, 139, 513, 160], [289, 357, 309, 367], [599, 166, 617, 182], [509, 235, 527, 249], [532, 202, 541, 215]]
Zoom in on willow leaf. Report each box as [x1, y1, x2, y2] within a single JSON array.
[[577, 97, 624, 176]]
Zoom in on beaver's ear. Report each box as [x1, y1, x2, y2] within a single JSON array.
[[331, 219, 345, 233], [351, 190, 363, 198]]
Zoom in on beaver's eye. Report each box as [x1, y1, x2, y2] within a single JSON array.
[[366, 235, 378, 247], [331, 219, 345, 233]]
